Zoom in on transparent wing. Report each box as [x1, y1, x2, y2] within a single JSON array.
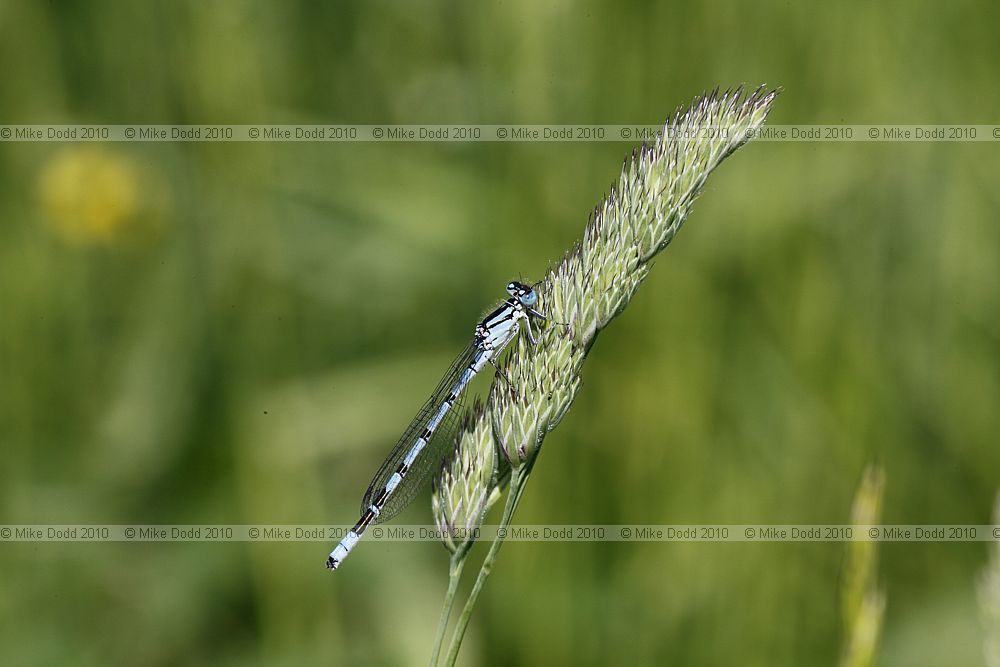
[[376, 391, 467, 523], [361, 341, 479, 523]]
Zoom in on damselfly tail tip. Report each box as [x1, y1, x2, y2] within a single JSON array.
[[325, 556, 340, 571]]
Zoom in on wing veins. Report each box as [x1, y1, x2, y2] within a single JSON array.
[[360, 341, 479, 521]]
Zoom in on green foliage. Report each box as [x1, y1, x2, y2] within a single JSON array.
[[1, 2, 999, 666]]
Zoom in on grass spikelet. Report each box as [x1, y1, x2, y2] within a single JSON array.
[[840, 464, 886, 667]]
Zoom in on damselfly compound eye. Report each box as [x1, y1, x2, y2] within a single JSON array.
[[519, 289, 537, 306]]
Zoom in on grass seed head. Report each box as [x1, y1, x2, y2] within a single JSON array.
[[492, 86, 779, 469]]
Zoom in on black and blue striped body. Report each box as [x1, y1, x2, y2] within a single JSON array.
[[326, 281, 542, 570]]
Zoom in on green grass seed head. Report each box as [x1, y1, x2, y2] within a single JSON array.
[[492, 86, 779, 470], [431, 400, 503, 554], [433, 87, 780, 664]]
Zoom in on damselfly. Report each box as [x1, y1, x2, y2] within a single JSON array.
[[326, 280, 546, 570]]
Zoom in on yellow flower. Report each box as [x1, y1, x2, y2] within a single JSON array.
[[39, 146, 143, 243]]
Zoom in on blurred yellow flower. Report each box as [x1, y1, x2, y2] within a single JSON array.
[[38, 146, 149, 243]]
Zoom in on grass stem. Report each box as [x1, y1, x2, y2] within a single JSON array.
[[428, 552, 467, 667], [443, 465, 529, 667]]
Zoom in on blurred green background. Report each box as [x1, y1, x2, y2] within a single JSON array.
[[1, 1, 998, 665]]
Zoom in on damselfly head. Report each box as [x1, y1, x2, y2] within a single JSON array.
[[506, 280, 537, 306]]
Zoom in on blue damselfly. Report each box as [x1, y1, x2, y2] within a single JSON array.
[[326, 280, 545, 570]]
